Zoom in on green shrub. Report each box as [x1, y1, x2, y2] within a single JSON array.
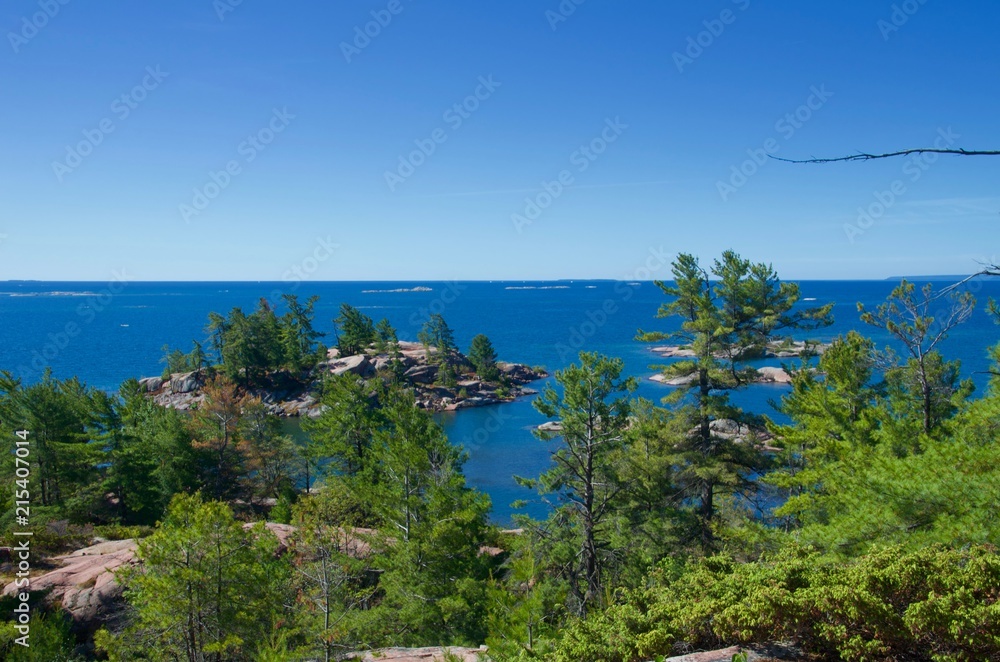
[[0, 611, 80, 661], [550, 544, 1000, 662], [269, 494, 293, 524]]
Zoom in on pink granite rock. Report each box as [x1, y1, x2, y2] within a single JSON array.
[[1, 539, 138, 624], [346, 646, 488, 661]]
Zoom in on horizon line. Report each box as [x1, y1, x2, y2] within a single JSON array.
[[1, 275, 988, 284]]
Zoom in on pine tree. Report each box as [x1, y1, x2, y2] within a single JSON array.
[[767, 331, 881, 530], [97, 493, 292, 660], [303, 374, 383, 478], [374, 318, 398, 354], [290, 492, 376, 661], [334, 304, 377, 357], [206, 311, 229, 364], [637, 251, 833, 550], [280, 294, 324, 370], [520, 352, 637, 616], [190, 376, 248, 501], [468, 334, 500, 382], [418, 313, 457, 357], [0, 370, 104, 519], [767, 289, 989, 554], [113, 379, 200, 524], [239, 396, 301, 502], [352, 384, 494, 645], [859, 280, 975, 436]]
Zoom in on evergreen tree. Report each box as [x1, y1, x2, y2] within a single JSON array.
[[205, 311, 229, 365], [468, 334, 500, 382], [771, 317, 995, 554], [208, 300, 287, 388], [238, 396, 301, 502], [374, 318, 397, 354], [160, 344, 189, 378], [249, 297, 284, 379], [418, 313, 457, 357], [290, 492, 377, 661], [353, 384, 495, 645], [160, 341, 208, 378], [613, 398, 688, 580], [93, 383, 159, 525], [859, 280, 975, 436], [0, 370, 104, 520], [97, 493, 292, 660], [113, 379, 200, 524], [190, 376, 248, 501], [218, 307, 253, 386], [334, 304, 377, 357], [767, 332, 881, 531], [189, 340, 207, 372], [361, 385, 471, 543], [0, 612, 79, 661], [485, 533, 567, 660], [519, 352, 637, 616], [637, 251, 833, 550], [303, 374, 383, 477], [280, 294, 324, 370]]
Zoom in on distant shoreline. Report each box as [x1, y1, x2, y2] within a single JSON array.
[[2, 276, 993, 285]]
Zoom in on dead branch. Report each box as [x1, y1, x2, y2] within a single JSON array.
[[771, 148, 1000, 164]]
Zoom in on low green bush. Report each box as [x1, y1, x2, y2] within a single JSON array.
[[551, 544, 1000, 662]]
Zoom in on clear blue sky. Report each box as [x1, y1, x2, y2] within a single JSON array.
[[1, 0, 998, 281]]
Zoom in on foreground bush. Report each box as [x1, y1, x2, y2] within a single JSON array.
[[551, 545, 1000, 662]]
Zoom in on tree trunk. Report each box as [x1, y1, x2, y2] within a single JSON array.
[[583, 473, 597, 612], [698, 366, 715, 551], [700, 482, 715, 551]]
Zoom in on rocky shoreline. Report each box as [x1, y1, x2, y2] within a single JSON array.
[[649, 365, 796, 386], [647, 340, 826, 387], [139, 341, 547, 417], [650, 339, 829, 361]]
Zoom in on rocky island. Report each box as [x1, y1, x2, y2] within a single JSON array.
[[649, 338, 830, 360], [139, 340, 546, 417], [647, 338, 828, 386]]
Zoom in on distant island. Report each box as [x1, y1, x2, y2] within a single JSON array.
[[142, 297, 546, 417], [886, 273, 992, 281], [143, 339, 545, 417], [360, 286, 434, 293]]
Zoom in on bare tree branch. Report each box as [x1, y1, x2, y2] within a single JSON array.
[[931, 266, 1000, 301], [771, 148, 1000, 164]]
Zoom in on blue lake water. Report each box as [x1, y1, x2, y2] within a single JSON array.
[[2, 279, 998, 523]]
